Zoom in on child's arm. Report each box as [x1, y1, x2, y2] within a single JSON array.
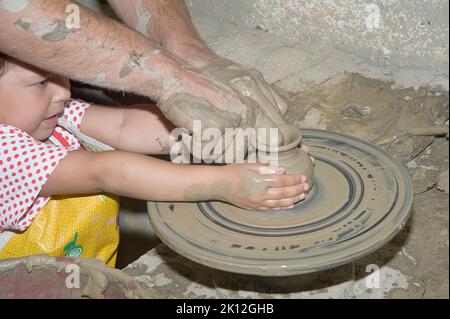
[[40, 151, 308, 211], [78, 104, 174, 154]]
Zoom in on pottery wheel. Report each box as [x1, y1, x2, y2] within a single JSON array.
[[147, 129, 413, 276]]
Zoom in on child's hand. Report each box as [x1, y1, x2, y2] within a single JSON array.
[[219, 163, 309, 211]]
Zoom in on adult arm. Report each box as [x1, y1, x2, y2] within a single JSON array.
[[0, 0, 252, 130], [107, 0, 290, 130], [108, 0, 223, 69]]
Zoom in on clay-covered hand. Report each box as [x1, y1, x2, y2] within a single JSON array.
[[159, 92, 243, 133], [157, 63, 264, 135], [160, 93, 265, 163], [157, 63, 288, 162], [201, 63, 289, 120], [218, 163, 309, 211]]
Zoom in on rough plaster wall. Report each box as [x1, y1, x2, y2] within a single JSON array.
[[186, 0, 449, 76], [75, 0, 448, 89]]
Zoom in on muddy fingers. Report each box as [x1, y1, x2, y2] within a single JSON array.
[[262, 190, 307, 208], [266, 174, 306, 187], [218, 163, 309, 211], [265, 183, 309, 200]]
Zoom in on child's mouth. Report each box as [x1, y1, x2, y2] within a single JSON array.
[[43, 114, 60, 128]]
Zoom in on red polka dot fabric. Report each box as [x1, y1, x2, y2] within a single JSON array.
[[0, 99, 91, 232], [60, 99, 90, 132]]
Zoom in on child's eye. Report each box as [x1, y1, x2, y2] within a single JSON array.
[[35, 79, 49, 88]]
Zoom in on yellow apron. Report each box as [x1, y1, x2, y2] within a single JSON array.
[[0, 194, 120, 268], [0, 123, 122, 267]]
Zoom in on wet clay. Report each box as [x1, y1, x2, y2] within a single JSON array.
[[250, 124, 315, 187], [288, 73, 442, 143], [0, 255, 152, 298], [160, 91, 314, 183], [159, 92, 241, 132], [200, 64, 314, 181], [148, 129, 413, 276], [284, 73, 449, 163], [0, 0, 30, 13], [202, 64, 292, 145], [14, 16, 32, 31], [120, 51, 145, 78], [134, 0, 151, 37], [32, 19, 73, 42]]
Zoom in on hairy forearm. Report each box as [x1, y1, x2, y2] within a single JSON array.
[[108, 0, 201, 49], [0, 0, 212, 99], [108, 0, 223, 67]]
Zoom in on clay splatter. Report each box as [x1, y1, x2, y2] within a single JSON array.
[[32, 19, 72, 42], [14, 16, 32, 31], [162, 77, 182, 93], [135, 0, 152, 37], [96, 72, 106, 83], [0, 0, 30, 13], [120, 51, 145, 78]]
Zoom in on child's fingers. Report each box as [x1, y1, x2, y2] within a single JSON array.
[[255, 205, 296, 211], [272, 206, 296, 211], [265, 183, 309, 200], [262, 193, 306, 209], [256, 164, 286, 175], [266, 174, 306, 187]]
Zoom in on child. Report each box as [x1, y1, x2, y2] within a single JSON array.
[[0, 54, 309, 267]]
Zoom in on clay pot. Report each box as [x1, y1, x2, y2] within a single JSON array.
[[248, 125, 315, 187]]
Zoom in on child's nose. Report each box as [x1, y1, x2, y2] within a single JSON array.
[[58, 86, 71, 102], [54, 79, 71, 103]]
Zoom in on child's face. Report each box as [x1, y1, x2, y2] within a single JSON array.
[[0, 59, 71, 141]]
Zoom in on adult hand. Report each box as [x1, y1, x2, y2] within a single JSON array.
[[201, 63, 289, 119], [201, 62, 294, 147], [156, 63, 266, 133]]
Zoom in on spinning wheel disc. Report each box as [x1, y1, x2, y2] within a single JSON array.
[[147, 129, 413, 276]]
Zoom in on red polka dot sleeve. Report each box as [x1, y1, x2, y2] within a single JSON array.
[[58, 98, 114, 152], [0, 125, 69, 231], [59, 99, 91, 133]]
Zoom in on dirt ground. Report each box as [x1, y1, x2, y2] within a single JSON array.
[[283, 73, 449, 298]]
